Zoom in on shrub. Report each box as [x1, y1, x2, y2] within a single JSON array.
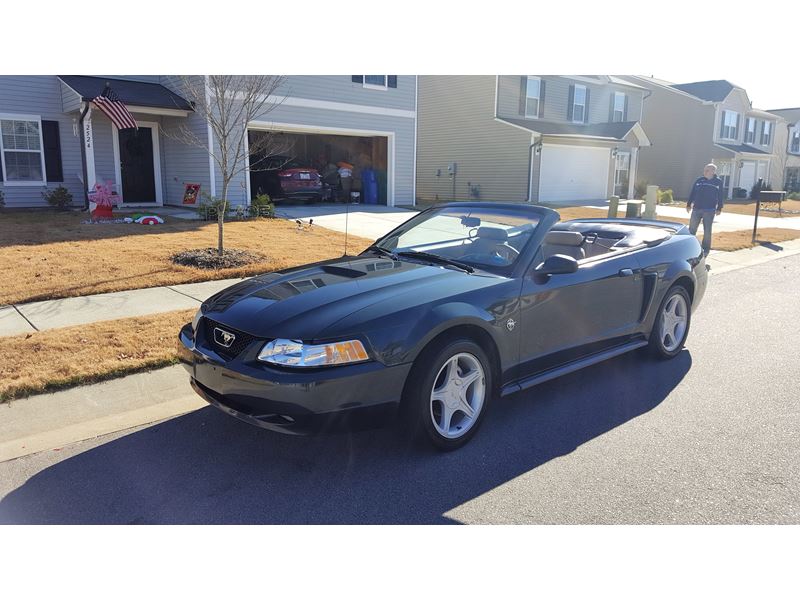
[[197, 194, 227, 221], [787, 192, 800, 200], [634, 180, 648, 199], [657, 188, 674, 204], [250, 192, 275, 218], [749, 181, 772, 200], [42, 185, 73, 210]]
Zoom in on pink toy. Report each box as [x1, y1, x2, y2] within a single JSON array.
[[88, 181, 120, 218]]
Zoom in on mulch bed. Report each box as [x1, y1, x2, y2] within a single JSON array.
[[171, 248, 267, 269]]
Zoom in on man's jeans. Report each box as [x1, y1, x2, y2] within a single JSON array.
[[689, 209, 715, 254]]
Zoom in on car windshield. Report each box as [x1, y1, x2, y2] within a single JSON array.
[[374, 205, 542, 274]]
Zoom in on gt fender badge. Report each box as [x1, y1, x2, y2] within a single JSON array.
[[506, 318, 516, 332]]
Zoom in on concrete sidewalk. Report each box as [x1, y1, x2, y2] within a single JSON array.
[[0, 278, 243, 337]]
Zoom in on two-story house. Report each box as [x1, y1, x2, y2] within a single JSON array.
[[416, 75, 650, 205], [620, 77, 786, 199], [0, 75, 417, 209], [767, 107, 800, 193]]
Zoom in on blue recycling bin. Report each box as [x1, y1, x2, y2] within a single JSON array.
[[361, 169, 378, 204]]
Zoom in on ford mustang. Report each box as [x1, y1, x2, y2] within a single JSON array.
[[178, 202, 707, 450]]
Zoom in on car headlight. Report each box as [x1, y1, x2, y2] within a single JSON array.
[[258, 338, 369, 367], [191, 308, 203, 332]]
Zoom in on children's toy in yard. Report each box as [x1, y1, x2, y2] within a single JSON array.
[[134, 215, 165, 225], [88, 181, 119, 219]]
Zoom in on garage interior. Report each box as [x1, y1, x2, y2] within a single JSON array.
[[248, 130, 389, 204]]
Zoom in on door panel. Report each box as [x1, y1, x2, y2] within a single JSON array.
[[119, 127, 156, 203], [517, 251, 644, 378]]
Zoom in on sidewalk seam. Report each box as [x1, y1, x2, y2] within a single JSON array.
[[11, 305, 38, 332], [164, 286, 204, 303]]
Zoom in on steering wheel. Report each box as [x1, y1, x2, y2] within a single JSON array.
[[460, 243, 520, 266], [494, 243, 520, 263]]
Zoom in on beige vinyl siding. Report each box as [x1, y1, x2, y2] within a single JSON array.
[[416, 76, 532, 203], [624, 78, 720, 199]]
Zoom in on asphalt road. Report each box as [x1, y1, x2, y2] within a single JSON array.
[[1, 255, 799, 524]]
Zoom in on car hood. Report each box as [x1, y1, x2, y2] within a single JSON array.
[[202, 255, 499, 340]]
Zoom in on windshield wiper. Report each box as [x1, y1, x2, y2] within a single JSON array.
[[365, 245, 398, 260], [396, 251, 474, 273]]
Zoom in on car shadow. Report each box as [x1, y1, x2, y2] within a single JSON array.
[[0, 350, 691, 524]]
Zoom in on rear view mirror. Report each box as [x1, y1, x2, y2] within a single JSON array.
[[533, 254, 579, 281], [460, 216, 481, 228]]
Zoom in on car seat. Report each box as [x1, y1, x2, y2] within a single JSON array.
[[541, 230, 586, 260]]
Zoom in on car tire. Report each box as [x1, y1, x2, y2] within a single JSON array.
[[648, 284, 692, 359], [401, 337, 493, 451]]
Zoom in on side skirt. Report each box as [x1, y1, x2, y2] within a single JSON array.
[[500, 338, 649, 398]]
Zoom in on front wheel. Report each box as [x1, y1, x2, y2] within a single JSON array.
[[649, 285, 691, 359], [401, 338, 493, 451]]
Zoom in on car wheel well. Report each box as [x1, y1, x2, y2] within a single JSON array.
[[410, 324, 501, 391], [672, 276, 694, 301]]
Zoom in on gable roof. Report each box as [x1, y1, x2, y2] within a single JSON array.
[[58, 75, 193, 111], [716, 143, 770, 155], [768, 107, 800, 124], [670, 80, 735, 102]]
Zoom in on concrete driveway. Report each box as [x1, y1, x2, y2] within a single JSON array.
[[275, 203, 416, 241]]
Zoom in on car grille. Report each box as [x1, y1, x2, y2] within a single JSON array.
[[203, 318, 260, 360]]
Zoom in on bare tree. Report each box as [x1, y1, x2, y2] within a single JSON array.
[[162, 75, 289, 255]]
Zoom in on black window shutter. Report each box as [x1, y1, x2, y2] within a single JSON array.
[[519, 77, 527, 115], [42, 120, 63, 182], [623, 94, 628, 121], [387, 76, 397, 88], [584, 88, 591, 123], [352, 76, 364, 84], [720, 111, 726, 138], [609, 94, 615, 121], [538, 80, 546, 118], [0, 148, 3, 181], [567, 84, 575, 121]]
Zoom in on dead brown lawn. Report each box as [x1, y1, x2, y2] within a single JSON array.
[[0, 212, 371, 305], [671, 199, 800, 217], [710, 228, 800, 252], [0, 309, 195, 402]]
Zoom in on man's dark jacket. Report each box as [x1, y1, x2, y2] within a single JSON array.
[[688, 175, 724, 211]]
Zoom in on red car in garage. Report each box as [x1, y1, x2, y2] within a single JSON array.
[[251, 155, 323, 201]]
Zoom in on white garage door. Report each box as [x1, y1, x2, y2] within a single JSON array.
[[539, 145, 611, 203]]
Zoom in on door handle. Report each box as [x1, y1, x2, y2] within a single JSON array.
[[618, 268, 634, 277]]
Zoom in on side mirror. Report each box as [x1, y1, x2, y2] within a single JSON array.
[[533, 254, 579, 281]]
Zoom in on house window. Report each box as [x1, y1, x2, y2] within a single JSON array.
[[525, 76, 541, 118], [0, 116, 46, 184], [363, 76, 387, 89], [745, 118, 756, 144], [572, 85, 587, 123], [612, 92, 626, 122], [791, 128, 800, 154], [721, 110, 739, 140], [760, 121, 772, 146], [718, 161, 732, 192]]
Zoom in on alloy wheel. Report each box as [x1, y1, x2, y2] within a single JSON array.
[[429, 352, 486, 439], [660, 293, 688, 352]]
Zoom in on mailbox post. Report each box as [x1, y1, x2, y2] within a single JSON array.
[[751, 178, 763, 244]]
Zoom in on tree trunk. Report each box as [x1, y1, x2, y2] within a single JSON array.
[[218, 182, 228, 256]]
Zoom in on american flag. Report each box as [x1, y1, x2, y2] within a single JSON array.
[[92, 86, 137, 130]]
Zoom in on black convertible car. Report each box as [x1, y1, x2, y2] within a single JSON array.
[[178, 202, 707, 450]]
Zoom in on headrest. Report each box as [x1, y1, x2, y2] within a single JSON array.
[[544, 230, 584, 246], [477, 226, 508, 241]]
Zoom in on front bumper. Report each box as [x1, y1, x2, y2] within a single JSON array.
[[178, 323, 410, 435]]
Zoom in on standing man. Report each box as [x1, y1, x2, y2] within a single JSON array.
[[687, 163, 724, 256]]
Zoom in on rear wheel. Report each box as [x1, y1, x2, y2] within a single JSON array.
[[401, 338, 493, 451], [649, 285, 691, 359]]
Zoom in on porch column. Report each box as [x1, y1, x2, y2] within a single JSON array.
[[627, 147, 639, 200], [83, 106, 97, 190], [729, 158, 738, 200]]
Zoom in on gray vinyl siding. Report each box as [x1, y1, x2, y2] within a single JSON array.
[[622, 77, 720, 199], [0, 76, 84, 208], [279, 76, 416, 111], [498, 76, 644, 124], [416, 76, 532, 203]]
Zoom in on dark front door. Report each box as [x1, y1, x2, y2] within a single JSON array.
[[119, 127, 156, 203]]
